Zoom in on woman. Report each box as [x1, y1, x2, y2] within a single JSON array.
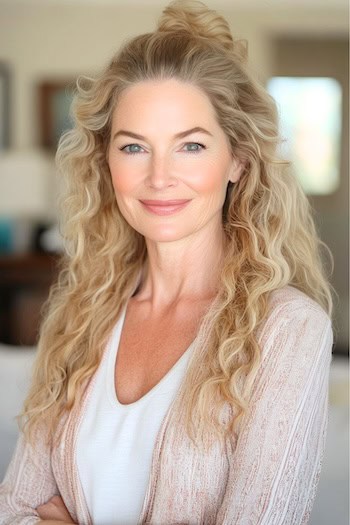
[[0, 1, 335, 524]]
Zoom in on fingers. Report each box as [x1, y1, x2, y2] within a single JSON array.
[[37, 495, 73, 522]]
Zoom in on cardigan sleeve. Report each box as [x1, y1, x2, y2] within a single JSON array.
[[0, 424, 58, 525], [215, 298, 334, 525]]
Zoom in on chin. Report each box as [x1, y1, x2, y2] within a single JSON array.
[[138, 225, 190, 243]]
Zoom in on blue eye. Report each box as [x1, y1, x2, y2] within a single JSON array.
[[119, 142, 206, 155], [120, 144, 144, 155], [184, 143, 205, 153]]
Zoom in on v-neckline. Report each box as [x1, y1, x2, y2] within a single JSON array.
[[70, 290, 220, 525], [107, 300, 197, 409]]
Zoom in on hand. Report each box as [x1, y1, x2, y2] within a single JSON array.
[[36, 495, 76, 523]]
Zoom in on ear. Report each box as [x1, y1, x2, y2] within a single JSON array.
[[228, 156, 245, 184]]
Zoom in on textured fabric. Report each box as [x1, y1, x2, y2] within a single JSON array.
[[76, 299, 195, 524], [0, 285, 333, 525]]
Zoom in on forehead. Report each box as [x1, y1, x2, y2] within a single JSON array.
[[111, 78, 219, 127]]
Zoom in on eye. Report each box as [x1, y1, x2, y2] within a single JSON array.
[[183, 142, 206, 153], [119, 144, 145, 155]]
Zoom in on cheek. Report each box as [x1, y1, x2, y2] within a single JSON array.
[[191, 160, 229, 196], [109, 165, 137, 196]]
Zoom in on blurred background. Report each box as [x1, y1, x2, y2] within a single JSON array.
[[0, 0, 348, 523]]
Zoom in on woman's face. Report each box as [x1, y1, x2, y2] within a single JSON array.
[[107, 78, 243, 243]]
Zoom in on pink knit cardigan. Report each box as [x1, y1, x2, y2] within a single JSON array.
[[0, 285, 333, 525]]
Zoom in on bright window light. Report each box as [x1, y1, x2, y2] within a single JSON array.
[[267, 77, 342, 195]]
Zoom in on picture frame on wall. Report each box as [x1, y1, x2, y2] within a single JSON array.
[[38, 80, 76, 150], [0, 62, 11, 151]]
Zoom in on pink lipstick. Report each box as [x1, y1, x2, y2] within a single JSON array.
[[139, 199, 191, 216]]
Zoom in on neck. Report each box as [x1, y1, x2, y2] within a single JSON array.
[[134, 220, 228, 310]]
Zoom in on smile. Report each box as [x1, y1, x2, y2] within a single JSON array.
[[139, 199, 191, 216]]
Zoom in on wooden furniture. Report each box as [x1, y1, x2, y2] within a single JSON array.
[[0, 253, 60, 346]]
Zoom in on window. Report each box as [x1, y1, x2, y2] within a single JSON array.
[[267, 77, 342, 195]]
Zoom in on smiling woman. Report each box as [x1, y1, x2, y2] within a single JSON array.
[[0, 1, 336, 524], [107, 79, 243, 243]]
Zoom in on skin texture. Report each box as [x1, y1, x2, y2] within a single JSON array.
[[37, 78, 244, 520]]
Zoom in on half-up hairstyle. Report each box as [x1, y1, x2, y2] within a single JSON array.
[[20, 0, 336, 449]]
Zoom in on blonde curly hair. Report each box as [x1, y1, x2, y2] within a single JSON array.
[[20, 0, 335, 449]]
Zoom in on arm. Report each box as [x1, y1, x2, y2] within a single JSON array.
[[0, 425, 59, 525], [216, 299, 333, 525]]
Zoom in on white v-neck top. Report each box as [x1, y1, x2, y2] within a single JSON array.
[[76, 301, 196, 525]]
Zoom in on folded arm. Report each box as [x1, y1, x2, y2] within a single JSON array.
[[0, 424, 59, 524]]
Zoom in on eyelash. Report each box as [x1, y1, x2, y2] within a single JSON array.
[[119, 142, 206, 155]]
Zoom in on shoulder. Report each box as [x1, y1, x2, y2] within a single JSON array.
[[268, 284, 331, 323], [252, 286, 334, 390], [256, 284, 333, 349]]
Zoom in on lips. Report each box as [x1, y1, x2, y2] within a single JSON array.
[[139, 199, 191, 216]]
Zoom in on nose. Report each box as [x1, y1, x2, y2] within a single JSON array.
[[146, 151, 177, 189]]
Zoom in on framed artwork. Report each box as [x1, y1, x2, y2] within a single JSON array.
[[0, 62, 11, 151], [38, 80, 76, 150]]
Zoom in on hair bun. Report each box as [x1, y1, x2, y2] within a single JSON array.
[[157, 0, 248, 62]]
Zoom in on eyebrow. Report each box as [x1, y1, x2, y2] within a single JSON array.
[[112, 126, 213, 142]]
